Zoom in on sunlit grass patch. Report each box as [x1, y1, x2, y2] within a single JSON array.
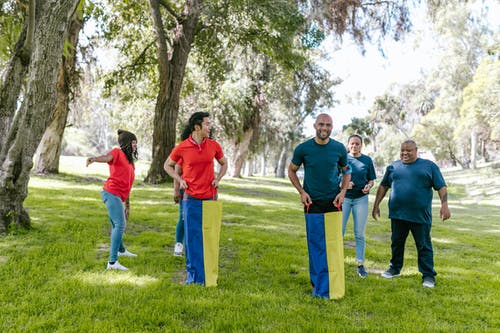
[[76, 271, 159, 286]]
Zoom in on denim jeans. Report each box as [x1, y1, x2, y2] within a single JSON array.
[[101, 190, 126, 262], [342, 195, 369, 263], [175, 189, 185, 243]]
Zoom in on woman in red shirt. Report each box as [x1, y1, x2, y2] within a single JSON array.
[[87, 130, 138, 271]]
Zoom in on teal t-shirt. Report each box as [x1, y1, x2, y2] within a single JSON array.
[[346, 154, 377, 199], [381, 158, 446, 224], [291, 138, 348, 201]]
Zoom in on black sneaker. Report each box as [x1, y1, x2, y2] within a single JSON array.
[[357, 265, 368, 278], [381, 267, 400, 278]]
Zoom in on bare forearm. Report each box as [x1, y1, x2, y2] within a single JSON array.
[[373, 185, 388, 207], [87, 154, 112, 166], [288, 169, 305, 194], [339, 174, 351, 193], [438, 186, 448, 204]]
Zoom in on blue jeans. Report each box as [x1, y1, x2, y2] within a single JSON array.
[[175, 189, 185, 243], [342, 195, 369, 263], [101, 190, 126, 262]]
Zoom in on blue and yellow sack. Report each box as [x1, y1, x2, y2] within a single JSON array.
[[183, 199, 222, 287], [305, 211, 345, 299]]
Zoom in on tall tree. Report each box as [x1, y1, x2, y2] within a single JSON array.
[[102, 0, 416, 183], [413, 0, 493, 167], [34, 2, 84, 174], [457, 56, 500, 165], [144, 0, 200, 183], [0, 0, 80, 233]]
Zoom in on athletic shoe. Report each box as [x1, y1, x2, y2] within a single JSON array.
[[118, 249, 137, 257], [422, 277, 435, 288], [357, 265, 368, 278], [381, 267, 401, 279], [174, 242, 183, 257], [106, 261, 128, 271]]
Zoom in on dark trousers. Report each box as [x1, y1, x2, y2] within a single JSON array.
[[390, 219, 436, 279]]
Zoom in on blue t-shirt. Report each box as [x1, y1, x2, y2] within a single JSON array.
[[291, 138, 348, 201], [381, 158, 446, 224], [346, 154, 377, 199]]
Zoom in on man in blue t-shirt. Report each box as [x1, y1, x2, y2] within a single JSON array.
[[288, 113, 351, 213], [372, 140, 451, 288]]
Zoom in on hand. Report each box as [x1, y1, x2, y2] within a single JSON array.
[[86, 157, 94, 167], [212, 179, 220, 188], [179, 179, 188, 190], [362, 184, 372, 194], [333, 192, 345, 208], [173, 190, 182, 203], [300, 191, 312, 206], [124, 207, 130, 220], [440, 205, 451, 221]]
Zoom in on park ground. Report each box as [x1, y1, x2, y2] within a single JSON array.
[[0, 156, 499, 332]]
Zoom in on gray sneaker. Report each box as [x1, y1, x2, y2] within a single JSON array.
[[422, 277, 435, 288], [381, 267, 400, 279]]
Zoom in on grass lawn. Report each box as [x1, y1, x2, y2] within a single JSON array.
[[0, 156, 499, 332]]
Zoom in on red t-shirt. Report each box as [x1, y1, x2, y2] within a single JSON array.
[[169, 136, 224, 199], [103, 148, 135, 201]]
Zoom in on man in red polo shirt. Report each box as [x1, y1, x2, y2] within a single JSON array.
[[164, 112, 227, 285], [165, 112, 227, 198]]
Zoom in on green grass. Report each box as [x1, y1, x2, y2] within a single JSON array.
[[1, 157, 499, 332]]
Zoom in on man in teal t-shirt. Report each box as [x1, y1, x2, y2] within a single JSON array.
[[372, 140, 451, 289], [288, 113, 351, 299], [288, 113, 351, 213]]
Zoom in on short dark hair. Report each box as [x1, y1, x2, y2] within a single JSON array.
[[189, 112, 210, 132]]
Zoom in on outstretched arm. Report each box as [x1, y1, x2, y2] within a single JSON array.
[[86, 154, 113, 166]]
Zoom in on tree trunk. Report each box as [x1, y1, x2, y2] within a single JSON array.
[[0, 0, 80, 233], [260, 152, 266, 176], [35, 11, 83, 174], [0, 25, 29, 151], [230, 128, 254, 177], [145, 0, 201, 184], [276, 140, 290, 178], [470, 131, 477, 169]]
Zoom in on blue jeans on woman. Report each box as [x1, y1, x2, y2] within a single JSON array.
[[101, 190, 126, 262], [175, 189, 185, 244], [342, 195, 369, 263]]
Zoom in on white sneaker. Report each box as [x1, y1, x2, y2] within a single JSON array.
[[174, 242, 183, 257], [118, 249, 137, 257], [422, 277, 435, 288], [106, 261, 128, 271]]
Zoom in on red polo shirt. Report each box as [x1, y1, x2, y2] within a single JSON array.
[[169, 136, 224, 199], [103, 148, 135, 201]]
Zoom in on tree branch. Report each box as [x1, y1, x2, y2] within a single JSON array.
[[158, 0, 181, 22]]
